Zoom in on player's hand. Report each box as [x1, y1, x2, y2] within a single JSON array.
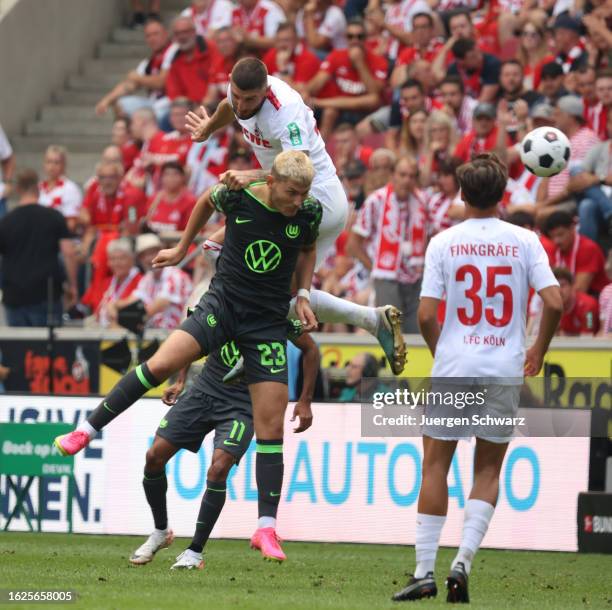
[[295, 297, 318, 332], [524, 345, 544, 377], [152, 245, 186, 268], [291, 399, 313, 432], [220, 169, 255, 190], [162, 381, 184, 406], [186, 105, 212, 142]]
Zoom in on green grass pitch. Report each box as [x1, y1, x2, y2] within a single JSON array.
[[1, 533, 611, 609]]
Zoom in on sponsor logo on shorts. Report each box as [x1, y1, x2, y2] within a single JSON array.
[[207, 313, 217, 327], [223, 440, 240, 447], [285, 224, 300, 239], [159, 418, 168, 429], [287, 122, 302, 146], [245, 240, 282, 274], [270, 367, 286, 374]]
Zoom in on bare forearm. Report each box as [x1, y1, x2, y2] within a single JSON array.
[[204, 98, 235, 139], [533, 304, 562, 354], [304, 16, 330, 50], [419, 317, 440, 355], [178, 189, 216, 252], [146, 298, 171, 317], [317, 94, 379, 110], [295, 337, 320, 402], [295, 245, 317, 290], [354, 61, 383, 94], [346, 235, 372, 271], [1, 155, 15, 182]]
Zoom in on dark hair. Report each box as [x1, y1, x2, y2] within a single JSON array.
[[451, 37, 476, 59], [439, 75, 465, 94], [545, 210, 574, 232], [347, 16, 366, 29], [438, 156, 462, 176], [552, 266, 574, 284], [501, 59, 523, 71], [401, 78, 424, 93], [541, 61, 564, 79], [412, 12, 433, 27], [362, 353, 379, 378], [144, 15, 164, 27], [231, 58, 268, 91], [16, 169, 39, 194], [161, 161, 185, 175], [170, 96, 191, 110], [449, 9, 472, 25], [276, 21, 297, 35], [456, 153, 508, 209], [506, 210, 536, 229], [596, 67, 612, 80]]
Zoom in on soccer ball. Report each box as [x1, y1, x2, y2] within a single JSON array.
[[519, 127, 571, 177]]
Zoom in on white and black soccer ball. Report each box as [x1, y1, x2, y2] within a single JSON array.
[[519, 127, 571, 178]]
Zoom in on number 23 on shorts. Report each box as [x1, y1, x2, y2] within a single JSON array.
[[257, 342, 287, 372]]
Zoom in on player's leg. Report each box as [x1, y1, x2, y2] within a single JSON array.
[[250, 382, 287, 562], [173, 414, 254, 570], [446, 438, 508, 604], [393, 436, 457, 602], [54, 292, 227, 455], [130, 435, 179, 565]]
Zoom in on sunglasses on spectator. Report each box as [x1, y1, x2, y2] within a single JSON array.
[[347, 33, 366, 40]]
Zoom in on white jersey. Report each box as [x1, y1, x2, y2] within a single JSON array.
[[181, 1, 233, 37], [421, 217, 558, 378], [39, 176, 83, 219], [227, 75, 337, 185]]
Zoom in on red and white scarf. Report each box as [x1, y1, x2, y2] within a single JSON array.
[[556, 40, 586, 74]]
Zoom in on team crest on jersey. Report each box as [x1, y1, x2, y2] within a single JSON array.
[[285, 224, 300, 239]]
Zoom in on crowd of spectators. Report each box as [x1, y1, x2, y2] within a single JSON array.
[[0, 0, 611, 337]]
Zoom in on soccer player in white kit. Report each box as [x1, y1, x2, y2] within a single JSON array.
[[392, 154, 563, 603], [186, 58, 406, 375]]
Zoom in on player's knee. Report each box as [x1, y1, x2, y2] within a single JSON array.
[[208, 452, 235, 481], [145, 445, 168, 471]]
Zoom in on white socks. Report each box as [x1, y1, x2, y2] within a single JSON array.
[[288, 289, 378, 334], [77, 420, 98, 440], [452, 499, 495, 575], [414, 513, 446, 578], [258, 516, 276, 529]]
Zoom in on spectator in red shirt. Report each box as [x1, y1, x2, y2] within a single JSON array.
[[516, 19, 554, 92], [145, 162, 196, 234], [111, 118, 140, 172], [203, 27, 247, 109], [166, 16, 215, 104], [231, 0, 286, 55], [446, 38, 501, 102], [554, 267, 600, 335], [588, 68, 612, 141], [453, 102, 501, 163], [263, 22, 321, 97], [308, 17, 388, 139], [332, 122, 373, 174], [552, 13, 588, 75], [545, 210, 608, 295]]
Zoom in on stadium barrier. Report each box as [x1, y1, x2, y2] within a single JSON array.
[[0, 395, 590, 551]]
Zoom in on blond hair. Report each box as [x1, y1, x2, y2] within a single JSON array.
[[107, 238, 134, 256], [424, 110, 458, 154], [271, 150, 315, 189], [45, 145, 68, 165]]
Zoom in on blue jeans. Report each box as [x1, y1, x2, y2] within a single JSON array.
[[5, 300, 63, 327], [577, 185, 612, 241]]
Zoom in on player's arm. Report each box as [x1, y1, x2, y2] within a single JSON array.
[[153, 186, 217, 267], [294, 243, 318, 331], [314, 93, 380, 111], [163, 366, 189, 405], [185, 99, 235, 143], [95, 79, 138, 116], [291, 333, 320, 432], [60, 237, 78, 307], [524, 285, 563, 376], [307, 70, 332, 96], [418, 297, 441, 356]]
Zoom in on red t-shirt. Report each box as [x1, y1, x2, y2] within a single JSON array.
[[166, 37, 216, 102], [263, 44, 321, 84], [121, 141, 140, 172], [146, 189, 196, 233], [320, 49, 388, 98], [454, 128, 522, 178], [396, 38, 445, 67], [83, 182, 147, 231], [560, 291, 600, 335], [552, 234, 608, 294], [208, 53, 237, 96], [147, 130, 192, 189]]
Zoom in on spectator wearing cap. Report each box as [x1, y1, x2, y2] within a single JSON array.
[[537, 61, 570, 106], [553, 13, 588, 75], [95, 238, 143, 328], [536, 95, 601, 219], [204, 27, 249, 109], [166, 16, 216, 104], [231, 0, 286, 55], [438, 76, 477, 136], [348, 156, 428, 333], [446, 38, 501, 102], [263, 22, 322, 96], [588, 68, 612, 141], [517, 19, 555, 91], [95, 17, 176, 123], [296, 0, 347, 54], [117, 233, 193, 330], [545, 211, 608, 295], [180, 0, 234, 37], [38, 146, 83, 233], [308, 18, 388, 139], [553, 267, 600, 336], [566, 109, 612, 241], [0, 170, 77, 327], [145, 162, 196, 234]]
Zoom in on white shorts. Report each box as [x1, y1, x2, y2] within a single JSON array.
[[310, 175, 349, 270]]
